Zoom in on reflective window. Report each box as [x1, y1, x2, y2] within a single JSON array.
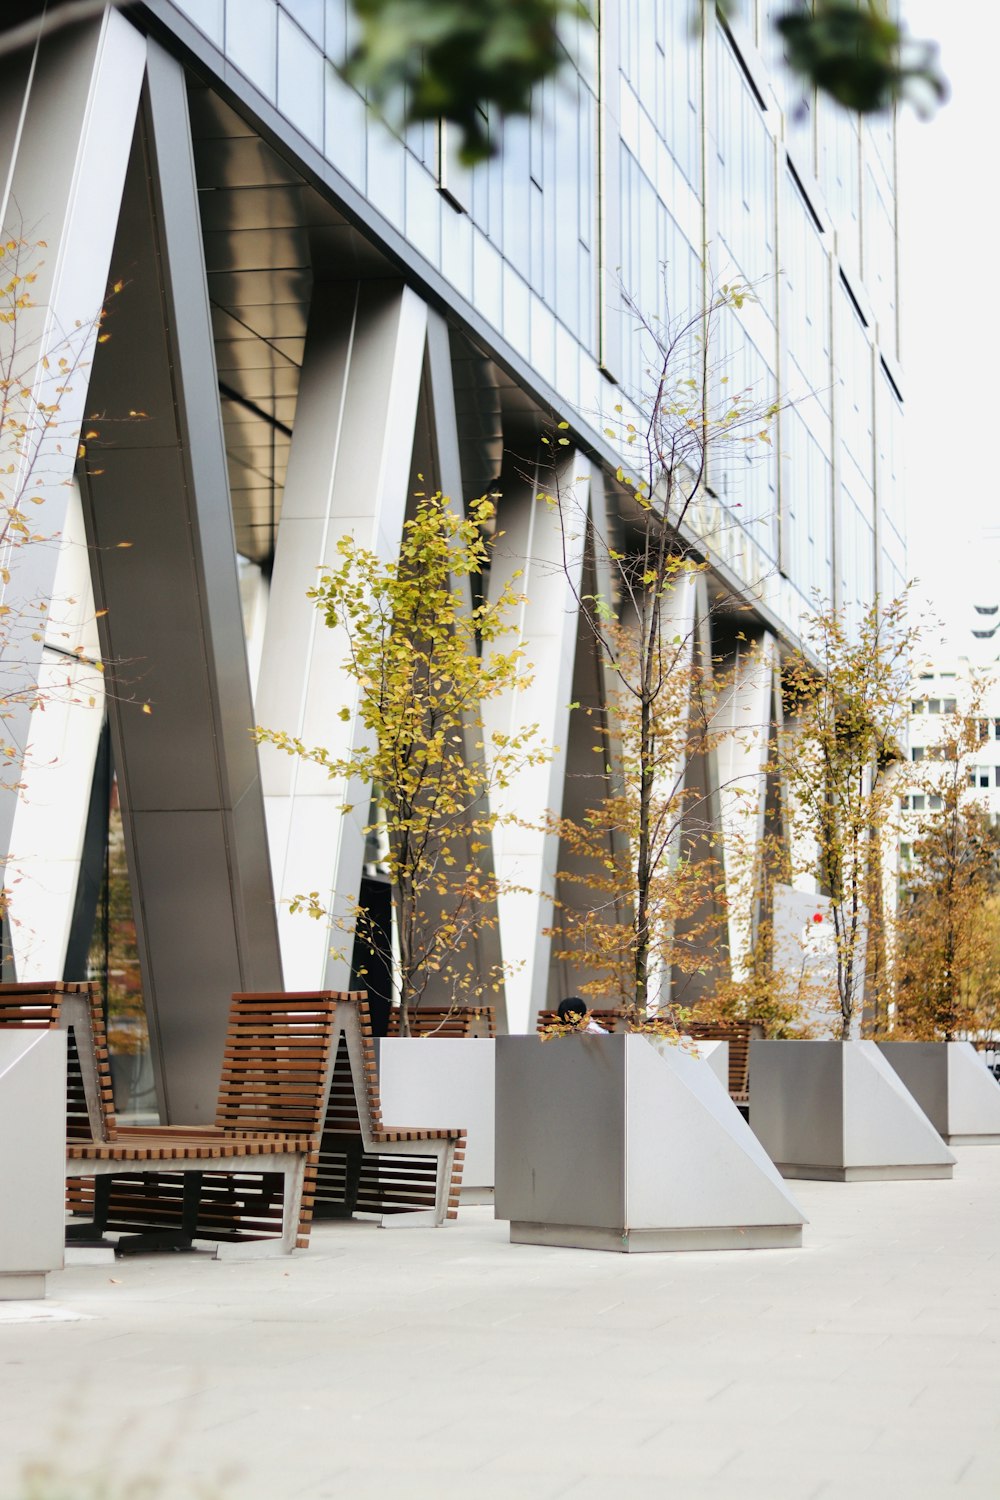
[[713, 28, 775, 317], [226, 0, 278, 99], [836, 286, 874, 510], [784, 406, 832, 601], [876, 363, 905, 558], [864, 161, 897, 349], [324, 62, 367, 187], [783, 168, 831, 411], [284, 0, 324, 45], [172, 0, 224, 45], [818, 94, 860, 266], [367, 114, 405, 228], [840, 488, 875, 631], [277, 9, 324, 146], [709, 305, 778, 560]]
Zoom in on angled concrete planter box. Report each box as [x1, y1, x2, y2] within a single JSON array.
[[0, 1031, 66, 1299], [494, 1035, 806, 1252], [750, 1040, 956, 1181], [878, 1042, 1000, 1145], [378, 1038, 494, 1201]]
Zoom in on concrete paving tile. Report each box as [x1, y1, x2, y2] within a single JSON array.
[[300, 1469, 578, 1499], [565, 1476, 824, 1500], [484, 1438, 734, 1481], [815, 1485, 991, 1500], [721, 1443, 967, 1487]]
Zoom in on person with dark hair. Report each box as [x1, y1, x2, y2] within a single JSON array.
[[556, 996, 608, 1033]]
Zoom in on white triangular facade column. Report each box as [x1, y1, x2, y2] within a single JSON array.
[[483, 457, 590, 1033]]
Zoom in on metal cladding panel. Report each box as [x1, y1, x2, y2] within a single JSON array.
[[494, 1035, 627, 1230], [749, 1040, 846, 1168], [86, 447, 224, 810], [80, 44, 281, 1119], [128, 810, 242, 1123], [877, 1043, 950, 1136]]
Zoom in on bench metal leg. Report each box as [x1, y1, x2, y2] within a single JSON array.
[[115, 1171, 203, 1255], [281, 1157, 306, 1253], [65, 1176, 115, 1248]]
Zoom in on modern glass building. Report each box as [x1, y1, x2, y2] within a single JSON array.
[[0, 2, 905, 1118]]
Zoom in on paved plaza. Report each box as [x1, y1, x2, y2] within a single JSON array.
[[2, 1147, 999, 1499]]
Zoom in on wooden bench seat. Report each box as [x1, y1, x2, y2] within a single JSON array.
[[68, 1132, 315, 1162]]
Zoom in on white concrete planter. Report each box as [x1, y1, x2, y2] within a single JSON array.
[[878, 1042, 1000, 1145], [0, 1031, 66, 1298], [750, 1040, 956, 1181], [378, 1038, 495, 1202], [494, 1034, 806, 1252]]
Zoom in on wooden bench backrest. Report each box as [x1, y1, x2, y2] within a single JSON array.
[[386, 1006, 496, 1038], [217, 991, 345, 1136], [685, 1022, 751, 1097], [0, 980, 118, 1141]]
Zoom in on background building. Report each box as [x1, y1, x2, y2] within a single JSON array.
[[0, 1, 905, 1119], [902, 605, 1000, 842]]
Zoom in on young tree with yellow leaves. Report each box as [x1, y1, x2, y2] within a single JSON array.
[[542, 280, 781, 1018], [894, 691, 1000, 1040], [778, 595, 914, 1040], [256, 491, 549, 1034]]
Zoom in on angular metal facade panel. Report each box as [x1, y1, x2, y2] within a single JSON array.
[[80, 44, 281, 1122]]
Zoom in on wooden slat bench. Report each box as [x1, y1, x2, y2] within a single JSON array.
[[66, 990, 344, 1255], [314, 993, 466, 1225], [386, 1005, 496, 1038]]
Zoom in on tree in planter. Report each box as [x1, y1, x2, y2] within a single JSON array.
[[894, 692, 1000, 1041], [546, 600, 727, 1020], [778, 594, 915, 1040], [695, 827, 825, 1038], [540, 280, 782, 1020], [256, 491, 549, 1035]]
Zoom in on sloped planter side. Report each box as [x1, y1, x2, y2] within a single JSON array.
[[878, 1042, 1000, 1145], [494, 1035, 806, 1252], [687, 1038, 729, 1091], [378, 1038, 494, 1201], [750, 1040, 956, 1181]]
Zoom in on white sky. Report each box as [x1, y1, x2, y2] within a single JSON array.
[[899, 2, 1000, 654]]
